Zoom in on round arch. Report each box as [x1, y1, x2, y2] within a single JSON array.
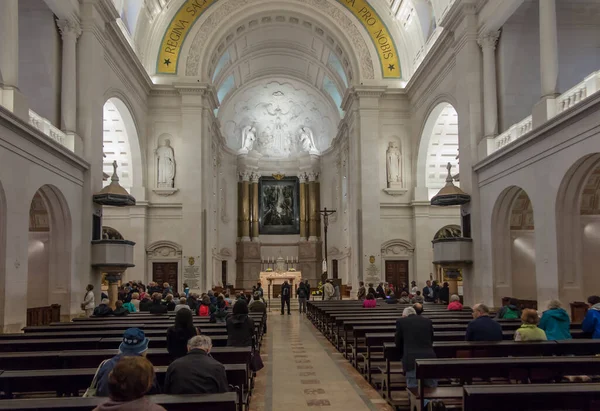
[[556, 153, 600, 303], [380, 239, 415, 286], [27, 184, 72, 315], [491, 185, 537, 306], [415, 99, 459, 200], [433, 224, 462, 240], [101, 96, 145, 193]]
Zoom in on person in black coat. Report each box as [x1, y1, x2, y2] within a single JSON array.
[[438, 282, 450, 304], [138, 296, 152, 312], [280, 280, 291, 315], [149, 293, 168, 314], [376, 283, 386, 299], [93, 298, 113, 317], [465, 303, 503, 341], [395, 307, 437, 390], [112, 300, 129, 316], [367, 283, 377, 297], [167, 308, 200, 360], [164, 335, 229, 394], [422, 280, 434, 302], [226, 300, 255, 347]]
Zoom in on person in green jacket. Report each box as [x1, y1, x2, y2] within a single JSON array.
[[514, 309, 547, 341], [539, 299, 572, 340]]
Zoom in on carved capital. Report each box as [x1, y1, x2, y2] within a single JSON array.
[[477, 30, 500, 51], [239, 170, 251, 181], [57, 19, 82, 39], [298, 172, 308, 184], [250, 172, 261, 183], [308, 171, 319, 182]]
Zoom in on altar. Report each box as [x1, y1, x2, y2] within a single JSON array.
[[259, 271, 302, 298]]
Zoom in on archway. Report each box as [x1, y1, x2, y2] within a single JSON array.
[[27, 185, 72, 315], [416, 102, 460, 200], [492, 186, 537, 306], [102, 98, 143, 193], [556, 153, 600, 303]]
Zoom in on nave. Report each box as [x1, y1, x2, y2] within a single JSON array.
[[249, 311, 393, 411]]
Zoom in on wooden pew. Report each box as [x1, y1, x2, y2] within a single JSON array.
[[413, 356, 600, 410], [0, 347, 251, 370], [0, 392, 238, 410], [462, 383, 600, 411]]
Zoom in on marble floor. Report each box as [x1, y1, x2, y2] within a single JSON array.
[[249, 310, 394, 411]]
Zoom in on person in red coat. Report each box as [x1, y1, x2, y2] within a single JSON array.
[[447, 294, 463, 311]]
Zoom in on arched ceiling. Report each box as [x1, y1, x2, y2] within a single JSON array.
[[122, 0, 455, 83]]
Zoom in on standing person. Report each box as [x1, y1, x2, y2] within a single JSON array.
[[95, 328, 159, 397], [164, 335, 229, 394], [182, 283, 190, 298], [539, 300, 572, 340], [82, 284, 95, 317], [280, 280, 291, 315], [226, 300, 255, 347], [297, 281, 308, 314], [256, 282, 264, 300], [582, 295, 600, 338], [465, 304, 503, 342], [395, 307, 437, 399], [92, 357, 165, 411], [357, 281, 366, 300], [304, 280, 311, 300], [410, 281, 418, 295], [423, 280, 434, 302], [333, 282, 341, 300], [323, 280, 335, 301], [514, 309, 547, 341], [432, 281, 441, 302], [438, 282, 450, 304], [167, 309, 199, 360]]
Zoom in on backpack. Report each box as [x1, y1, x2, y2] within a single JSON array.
[[282, 286, 289, 297], [503, 306, 519, 319], [298, 287, 307, 298]]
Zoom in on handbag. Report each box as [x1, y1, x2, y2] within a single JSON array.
[[250, 351, 264, 372], [83, 359, 109, 397]]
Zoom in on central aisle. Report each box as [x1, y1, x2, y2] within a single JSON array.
[[250, 310, 394, 411]]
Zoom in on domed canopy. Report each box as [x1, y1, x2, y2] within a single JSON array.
[[93, 161, 136, 207], [430, 163, 471, 206]]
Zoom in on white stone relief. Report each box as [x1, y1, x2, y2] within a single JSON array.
[[386, 141, 402, 186], [222, 81, 335, 158]]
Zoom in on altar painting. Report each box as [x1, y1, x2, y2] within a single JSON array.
[[259, 177, 299, 234]]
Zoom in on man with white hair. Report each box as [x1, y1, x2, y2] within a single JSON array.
[[164, 335, 229, 394], [395, 304, 437, 393]]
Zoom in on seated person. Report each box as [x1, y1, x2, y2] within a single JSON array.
[[410, 291, 424, 304], [514, 309, 547, 341], [174, 297, 191, 312], [138, 296, 152, 312], [226, 300, 254, 346], [447, 294, 463, 311], [363, 293, 377, 308], [398, 291, 411, 304], [582, 295, 600, 339], [167, 309, 199, 360], [163, 294, 176, 311], [149, 293, 168, 314], [539, 299, 571, 340], [93, 298, 113, 317], [496, 298, 522, 319], [466, 304, 502, 341], [93, 356, 165, 411], [164, 335, 229, 394], [385, 291, 398, 304], [112, 300, 129, 316]]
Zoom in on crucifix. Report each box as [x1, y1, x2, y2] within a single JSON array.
[[319, 207, 337, 277]]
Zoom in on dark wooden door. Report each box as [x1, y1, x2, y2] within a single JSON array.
[[385, 260, 408, 288], [221, 261, 227, 287], [153, 262, 178, 292], [332, 260, 339, 279]]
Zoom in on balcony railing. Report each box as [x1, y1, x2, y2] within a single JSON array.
[[489, 69, 600, 156], [28, 110, 71, 150]]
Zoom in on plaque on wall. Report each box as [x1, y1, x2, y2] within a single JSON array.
[[183, 255, 201, 289], [259, 177, 300, 235]]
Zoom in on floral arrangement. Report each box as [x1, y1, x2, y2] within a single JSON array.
[[266, 268, 273, 272], [289, 268, 296, 272]]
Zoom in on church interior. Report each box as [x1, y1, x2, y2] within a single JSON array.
[[1, 0, 600, 409]]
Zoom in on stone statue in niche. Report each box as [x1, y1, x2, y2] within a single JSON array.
[[239, 125, 257, 153], [386, 141, 402, 187], [299, 126, 318, 154], [156, 139, 175, 188]]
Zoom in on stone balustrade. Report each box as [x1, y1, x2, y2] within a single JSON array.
[[28, 109, 69, 149], [489, 69, 600, 156]]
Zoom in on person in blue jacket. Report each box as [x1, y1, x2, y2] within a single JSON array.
[[538, 299, 571, 340], [582, 295, 600, 339]]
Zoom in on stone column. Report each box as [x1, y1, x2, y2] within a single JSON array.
[[106, 273, 122, 310], [237, 179, 243, 240], [308, 172, 319, 242], [57, 19, 82, 152], [299, 173, 308, 240], [533, 0, 559, 126], [478, 31, 500, 157], [250, 172, 260, 240], [240, 171, 251, 242], [0, 0, 28, 120]]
